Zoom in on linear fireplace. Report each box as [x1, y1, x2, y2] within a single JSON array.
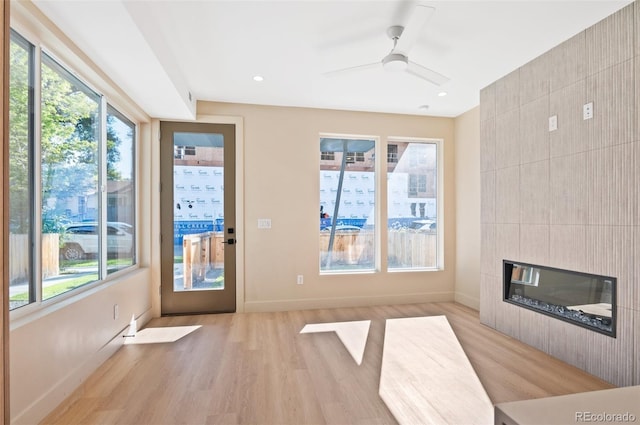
[[503, 261, 616, 337]]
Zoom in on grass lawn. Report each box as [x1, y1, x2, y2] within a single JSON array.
[[10, 258, 134, 301]]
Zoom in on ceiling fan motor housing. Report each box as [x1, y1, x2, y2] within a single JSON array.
[[382, 53, 409, 71]]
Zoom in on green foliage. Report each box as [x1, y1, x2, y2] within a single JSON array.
[[40, 61, 99, 222], [8, 39, 125, 231], [9, 41, 32, 234]]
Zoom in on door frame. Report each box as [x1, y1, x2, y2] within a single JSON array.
[[150, 115, 244, 316]]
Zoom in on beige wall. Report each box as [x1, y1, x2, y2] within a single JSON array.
[[453, 107, 481, 310], [480, 1, 639, 386], [8, 3, 155, 423], [198, 102, 457, 311]]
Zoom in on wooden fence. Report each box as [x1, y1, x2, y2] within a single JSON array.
[[182, 232, 224, 289], [9, 233, 59, 284], [319, 230, 437, 267], [13, 229, 436, 286]]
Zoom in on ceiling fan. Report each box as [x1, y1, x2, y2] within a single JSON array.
[[324, 4, 449, 86]]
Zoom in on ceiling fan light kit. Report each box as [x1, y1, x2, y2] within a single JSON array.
[[382, 53, 409, 72]]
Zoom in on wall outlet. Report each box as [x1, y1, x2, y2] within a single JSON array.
[[114, 304, 119, 320], [583, 102, 593, 120], [548, 115, 558, 132], [297, 275, 304, 285]]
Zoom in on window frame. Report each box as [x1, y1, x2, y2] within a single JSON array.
[[8, 26, 141, 317], [319, 134, 444, 275], [319, 134, 379, 274], [8, 30, 36, 308], [386, 137, 444, 272]]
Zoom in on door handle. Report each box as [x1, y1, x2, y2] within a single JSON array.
[[222, 238, 236, 245]]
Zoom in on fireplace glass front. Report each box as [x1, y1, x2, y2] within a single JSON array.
[[503, 261, 616, 337]]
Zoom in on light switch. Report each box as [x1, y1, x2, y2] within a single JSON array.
[[257, 218, 272, 229], [548, 115, 558, 132]]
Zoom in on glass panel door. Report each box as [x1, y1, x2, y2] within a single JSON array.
[[160, 122, 236, 314]]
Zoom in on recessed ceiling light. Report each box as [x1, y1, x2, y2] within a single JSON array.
[[253, 75, 264, 82], [438, 91, 447, 97]]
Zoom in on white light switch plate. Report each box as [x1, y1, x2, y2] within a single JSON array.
[[258, 218, 272, 229], [549, 115, 558, 132]]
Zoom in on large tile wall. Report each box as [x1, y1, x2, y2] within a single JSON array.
[[480, 2, 639, 386]]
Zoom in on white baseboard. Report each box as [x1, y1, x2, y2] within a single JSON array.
[[243, 292, 455, 313], [454, 292, 480, 311], [12, 309, 153, 425]]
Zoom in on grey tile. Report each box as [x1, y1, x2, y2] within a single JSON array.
[[635, 309, 640, 385], [585, 307, 634, 386], [637, 56, 640, 143], [549, 225, 587, 273], [479, 274, 499, 328], [587, 142, 637, 226], [548, 317, 591, 370], [518, 307, 550, 353], [637, 1, 640, 58], [495, 300, 520, 339], [496, 223, 520, 273], [496, 69, 520, 115], [520, 160, 549, 225], [520, 54, 550, 105], [586, 60, 635, 150], [496, 109, 520, 169], [496, 166, 520, 224], [480, 83, 496, 122], [634, 226, 639, 312], [549, 31, 586, 92], [584, 225, 634, 310], [586, 2, 634, 76], [480, 118, 496, 172], [550, 152, 589, 225], [481, 170, 496, 224], [549, 81, 588, 158], [481, 223, 497, 277], [519, 224, 549, 266], [520, 96, 550, 164]]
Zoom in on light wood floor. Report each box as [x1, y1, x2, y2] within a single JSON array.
[[42, 302, 614, 425]]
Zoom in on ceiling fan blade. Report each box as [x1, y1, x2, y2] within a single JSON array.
[[406, 61, 450, 86], [323, 61, 381, 77], [394, 4, 435, 55]]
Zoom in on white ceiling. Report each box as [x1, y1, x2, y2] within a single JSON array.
[[33, 0, 632, 119]]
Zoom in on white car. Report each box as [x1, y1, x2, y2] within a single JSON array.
[[61, 223, 133, 260]]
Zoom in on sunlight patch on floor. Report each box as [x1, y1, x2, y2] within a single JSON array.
[[300, 320, 371, 365], [124, 325, 202, 345], [379, 316, 493, 425]]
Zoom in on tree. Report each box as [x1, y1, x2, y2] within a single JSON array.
[[9, 39, 32, 234], [9, 39, 126, 233], [40, 58, 100, 226]]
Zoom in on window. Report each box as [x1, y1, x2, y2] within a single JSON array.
[[320, 151, 334, 161], [175, 145, 196, 158], [106, 106, 136, 274], [319, 137, 376, 272], [8, 29, 138, 310], [345, 151, 365, 164], [388, 141, 438, 270], [8, 31, 35, 310], [387, 144, 398, 163], [41, 53, 101, 299], [319, 136, 441, 274]]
